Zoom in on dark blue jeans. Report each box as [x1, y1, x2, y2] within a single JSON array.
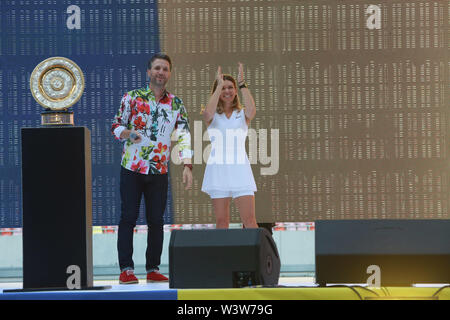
[[117, 167, 168, 272]]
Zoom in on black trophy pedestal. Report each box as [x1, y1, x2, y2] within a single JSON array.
[[10, 127, 109, 292]]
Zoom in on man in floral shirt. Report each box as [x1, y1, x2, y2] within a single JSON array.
[[111, 53, 193, 284]]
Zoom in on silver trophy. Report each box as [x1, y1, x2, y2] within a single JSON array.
[[30, 57, 85, 126]]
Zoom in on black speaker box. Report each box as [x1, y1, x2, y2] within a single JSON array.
[[315, 219, 450, 286], [169, 228, 280, 288], [21, 127, 93, 289]]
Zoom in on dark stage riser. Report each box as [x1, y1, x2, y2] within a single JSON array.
[[315, 219, 450, 287], [21, 127, 93, 289]]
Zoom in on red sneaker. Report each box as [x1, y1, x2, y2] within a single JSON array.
[[119, 270, 139, 284], [147, 270, 169, 282]]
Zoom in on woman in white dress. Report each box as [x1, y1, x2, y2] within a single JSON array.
[[201, 63, 258, 228]]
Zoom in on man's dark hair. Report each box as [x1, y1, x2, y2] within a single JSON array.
[[147, 52, 172, 71]]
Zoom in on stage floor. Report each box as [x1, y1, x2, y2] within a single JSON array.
[[0, 277, 448, 300], [0, 277, 313, 291]]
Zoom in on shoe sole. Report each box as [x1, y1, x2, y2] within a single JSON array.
[[119, 280, 139, 284], [146, 279, 169, 283]]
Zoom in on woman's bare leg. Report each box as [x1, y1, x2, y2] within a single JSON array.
[[234, 195, 258, 228], [212, 197, 232, 229]]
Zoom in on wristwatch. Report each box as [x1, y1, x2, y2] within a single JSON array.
[[238, 82, 248, 89]]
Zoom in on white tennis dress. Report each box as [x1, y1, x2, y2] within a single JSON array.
[[201, 109, 257, 196]]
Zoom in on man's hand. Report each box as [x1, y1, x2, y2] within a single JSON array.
[[182, 166, 193, 190], [130, 130, 142, 143], [120, 129, 142, 143]]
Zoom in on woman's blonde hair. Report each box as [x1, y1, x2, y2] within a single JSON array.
[[201, 74, 243, 114]]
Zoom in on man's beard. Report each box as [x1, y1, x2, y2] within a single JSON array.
[[150, 76, 167, 88]]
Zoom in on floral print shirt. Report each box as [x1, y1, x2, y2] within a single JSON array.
[[111, 85, 192, 175]]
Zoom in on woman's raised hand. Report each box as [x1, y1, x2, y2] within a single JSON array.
[[238, 62, 245, 84], [216, 66, 224, 87]]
